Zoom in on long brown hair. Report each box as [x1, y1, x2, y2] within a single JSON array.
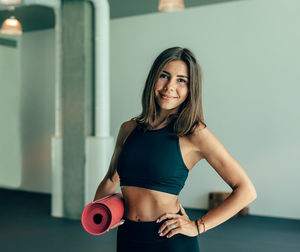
[[132, 46, 207, 137], [106, 47, 207, 182]]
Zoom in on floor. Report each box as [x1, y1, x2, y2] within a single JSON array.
[[1, 188, 299, 252]]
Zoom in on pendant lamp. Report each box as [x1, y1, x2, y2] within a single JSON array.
[[1, 16, 22, 35], [0, 0, 21, 4], [158, 0, 184, 12]]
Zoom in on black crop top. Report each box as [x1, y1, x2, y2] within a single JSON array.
[[117, 121, 189, 195]]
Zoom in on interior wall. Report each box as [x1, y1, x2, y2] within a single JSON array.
[[0, 0, 299, 220], [0, 35, 22, 188], [0, 29, 55, 193], [110, 0, 300, 220], [20, 29, 55, 193]]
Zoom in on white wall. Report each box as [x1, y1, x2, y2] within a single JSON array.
[[1, 0, 299, 221], [0, 35, 22, 188], [0, 29, 55, 193], [20, 29, 55, 193], [110, 0, 300, 220]]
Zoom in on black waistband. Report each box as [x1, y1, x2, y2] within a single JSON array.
[[119, 209, 183, 242], [123, 209, 182, 223]]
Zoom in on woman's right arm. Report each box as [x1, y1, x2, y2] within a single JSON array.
[[93, 120, 131, 201], [93, 172, 120, 201]]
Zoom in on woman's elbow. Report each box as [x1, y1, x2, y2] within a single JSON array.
[[237, 182, 257, 202], [251, 189, 257, 200], [247, 185, 257, 202]]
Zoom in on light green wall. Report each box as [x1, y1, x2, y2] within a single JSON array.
[[20, 29, 55, 193], [0, 35, 22, 188], [0, 0, 299, 220], [0, 29, 55, 193], [111, 0, 300, 219]]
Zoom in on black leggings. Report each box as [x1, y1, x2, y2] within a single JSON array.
[[117, 209, 200, 252]]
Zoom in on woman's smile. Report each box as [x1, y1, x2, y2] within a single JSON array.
[[160, 93, 177, 101]]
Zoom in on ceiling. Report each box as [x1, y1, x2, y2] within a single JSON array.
[[108, 0, 242, 19], [0, 0, 242, 33]]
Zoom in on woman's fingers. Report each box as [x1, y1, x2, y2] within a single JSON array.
[[112, 219, 125, 228], [179, 203, 188, 216], [109, 219, 125, 230], [157, 212, 179, 223]]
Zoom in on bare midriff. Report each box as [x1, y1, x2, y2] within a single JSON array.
[[121, 185, 180, 222], [118, 121, 205, 222]]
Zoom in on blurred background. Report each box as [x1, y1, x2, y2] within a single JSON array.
[[0, 0, 299, 251]]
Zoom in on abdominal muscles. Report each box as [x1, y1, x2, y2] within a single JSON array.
[[121, 186, 180, 222]]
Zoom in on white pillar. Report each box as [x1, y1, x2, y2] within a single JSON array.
[[85, 0, 114, 206]]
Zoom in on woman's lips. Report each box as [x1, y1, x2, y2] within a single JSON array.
[[160, 93, 177, 100]]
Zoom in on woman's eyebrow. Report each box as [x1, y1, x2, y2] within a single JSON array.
[[162, 70, 189, 79]]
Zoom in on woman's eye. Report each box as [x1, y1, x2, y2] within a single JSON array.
[[160, 73, 168, 79], [160, 74, 187, 84]]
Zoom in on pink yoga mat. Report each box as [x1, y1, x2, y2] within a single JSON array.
[[81, 192, 125, 235]]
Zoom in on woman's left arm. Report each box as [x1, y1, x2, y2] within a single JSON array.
[[192, 126, 257, 233]]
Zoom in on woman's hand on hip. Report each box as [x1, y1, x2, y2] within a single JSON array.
[[156, 203, 198, 238]]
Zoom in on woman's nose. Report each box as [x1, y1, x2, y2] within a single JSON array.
[[164, 78, 177, 90]]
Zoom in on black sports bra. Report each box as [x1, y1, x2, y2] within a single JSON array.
[[117, 121, 189, 195]]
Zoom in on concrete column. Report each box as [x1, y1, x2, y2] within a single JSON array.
[[61, 0, 93, 220]]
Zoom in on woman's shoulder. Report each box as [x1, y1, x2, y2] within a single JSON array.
[[117, 119, 138, 146], [122, 118, 137, 129], [188, 122, 222, 154], [187, 122, 210, 143], [192, 122, 208, 135], [120, 118, 138, 136]]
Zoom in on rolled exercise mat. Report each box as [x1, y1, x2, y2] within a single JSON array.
[[81, 192, 125, 235]]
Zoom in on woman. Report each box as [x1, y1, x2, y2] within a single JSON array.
[[93, 47, 257, 251]]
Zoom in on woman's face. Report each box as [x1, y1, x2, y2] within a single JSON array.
[[154, 60, 189, 115]]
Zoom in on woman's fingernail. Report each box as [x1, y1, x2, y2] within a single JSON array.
[[156, 219, 159, 223]]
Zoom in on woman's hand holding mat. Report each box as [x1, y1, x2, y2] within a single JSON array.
[[106, 218, 125, 232]]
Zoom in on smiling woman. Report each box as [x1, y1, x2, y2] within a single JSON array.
[[93, 46, 257, 252], [131, 47, 206, 135], [154, 60, 190, 121]]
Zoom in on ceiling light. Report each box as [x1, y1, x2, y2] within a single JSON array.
[[158, 0, 184, 12], [1, 16, 22, 35], [0, 0, 21, 4]]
